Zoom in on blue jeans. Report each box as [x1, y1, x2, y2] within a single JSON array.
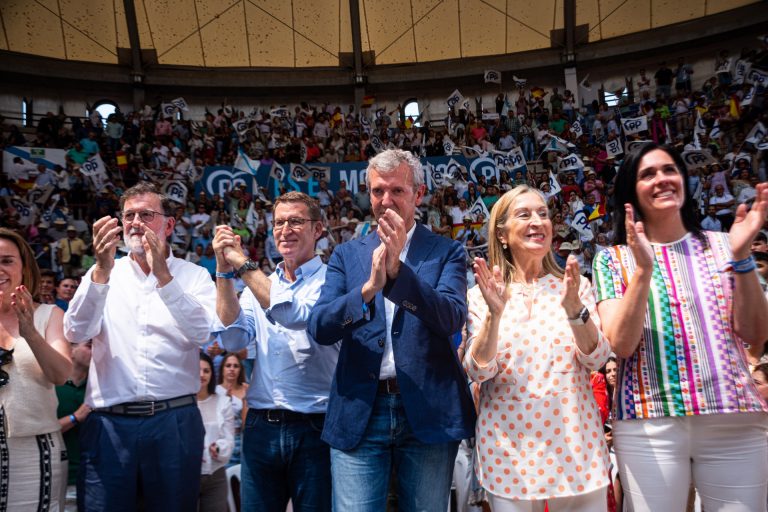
[[330, 393, 459, 512], [78, 404, 204, 512], [241, 409, 331, 512]]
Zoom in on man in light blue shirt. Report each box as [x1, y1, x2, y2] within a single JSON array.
[[212, 191, 337, 512]]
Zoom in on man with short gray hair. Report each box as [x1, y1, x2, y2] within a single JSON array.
[[309, 149, 476, 511]]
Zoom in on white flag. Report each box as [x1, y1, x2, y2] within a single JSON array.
[[693, 111, 707, 136], [369, 135, 385, 154], [542, 134, 572, 154], [569, 210, 594, 241], [484, 70, 502, 84], [160, 103, 177, 118], [446, 158, 467, 183], [469, 196, 490, 223], [507, 147, 526, 170], [681, 150, 718, 170], [447, 89, 463, 109], [746, 121, 767, 145], [442, 138, 456, 156], [546, 171, 561, 199], [741, 86, 756, 107], [270, 107, 289, 118], [747, 68, 768, 87], [733, 59, 751, 85], [512, 75, 527, 88], [233, 118, 252, 137], [557, 153, 585, 173], [162, 181, 188, 204], [709, 119, 722, 139], [290, 163, 311, 182], [606, 138, 624, 158], [570, 120, 583, 138], [426, 163, 446, 188], [269, 161, 285, 182], [620, 116, 648, 135], [10, 197, 35, 226], [308, 166, 331, 183], [300, 141, 308, 163], [715, 58, 733, 75], [625, 140, 652, 154], [171, 97, 189, 111], [80, 154, 108, 177]]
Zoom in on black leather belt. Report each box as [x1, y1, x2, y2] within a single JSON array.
[[92, 395, 196, 416], [377, 378, 400, 395], [253, 409, 325, 424]]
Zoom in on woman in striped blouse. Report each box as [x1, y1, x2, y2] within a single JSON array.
[[592, 143, 768, 512]]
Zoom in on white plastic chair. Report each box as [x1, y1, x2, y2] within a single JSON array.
[[226, 464, 241, 512]]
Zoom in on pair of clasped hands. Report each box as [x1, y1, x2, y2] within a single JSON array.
[[362, 209, 407, 304]]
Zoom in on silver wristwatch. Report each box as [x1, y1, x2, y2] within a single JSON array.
[[567, 305, 590, 326]]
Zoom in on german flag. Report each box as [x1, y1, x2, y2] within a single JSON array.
[[116, 150, 128, 171], [361, 95, 375, 108]]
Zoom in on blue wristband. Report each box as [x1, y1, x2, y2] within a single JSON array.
[[69, 414, 77, 425], [731, 255, 756, 274], [216, 271, 236, 279]]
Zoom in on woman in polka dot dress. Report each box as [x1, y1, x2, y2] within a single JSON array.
[[464, 186, 612, 512]]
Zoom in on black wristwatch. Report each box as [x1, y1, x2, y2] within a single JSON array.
[[235, 259, 260, 277], [567, 305, 590, 326]]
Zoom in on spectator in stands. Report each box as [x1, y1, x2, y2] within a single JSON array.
[[63, 182, 217, 511], [57, 225, 86, 278], [710, 183, 736, 230], [654, 62, 674, 99], [701, 205, 723, 231], [38, 268, 56, 304], [197, 352, 234, 512], [213, 191, 337, 511], [308, 149, 476, 511], [54, 277, 78, 312], [593, 143, 768, 511], [0, 227, 72, 510], [465, 185, 611, 510]]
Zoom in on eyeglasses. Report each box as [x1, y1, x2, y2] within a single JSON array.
[[121, 210, 166, 223], [273, 217, 317, 230], [0, 347, 13, 388]]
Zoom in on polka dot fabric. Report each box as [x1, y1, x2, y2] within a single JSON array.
[[464, 274, 612, 500]]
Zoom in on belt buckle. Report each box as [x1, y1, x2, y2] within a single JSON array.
[[266, 410, 281, 423], [132, 401, 155, 416]]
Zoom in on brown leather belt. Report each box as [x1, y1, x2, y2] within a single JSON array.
[[377, 377, 400, 395]]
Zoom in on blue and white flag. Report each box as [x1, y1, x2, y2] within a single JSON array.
[[161, 103, 177, 118], [447, 89, 463, 109], [557, 153, 585, 173], [709, 119, 722, 139], [469, 196, 490, 223], [570, 210, 594, 241], [171, 97, 189, 111], [606, 138, 623, 158], [162, 180, 188, 204], [234, 148, 261, 178], [546, 171, 561, 199], [269, 161, 285, 182], [570, 120, 584, 138], [512, 75, 527, 88], [741, 86, 756, 107]]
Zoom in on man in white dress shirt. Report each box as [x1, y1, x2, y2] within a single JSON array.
[[64, 182, 217, 512]]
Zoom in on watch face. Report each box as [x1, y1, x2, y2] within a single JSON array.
[[580, 306, 590, 323]]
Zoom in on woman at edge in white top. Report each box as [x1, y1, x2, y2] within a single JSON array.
[[197, 352, 234, 512]]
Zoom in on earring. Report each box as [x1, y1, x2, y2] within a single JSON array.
[[502, 242, 508, 250]]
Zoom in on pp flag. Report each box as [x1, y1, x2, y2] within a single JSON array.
[[709, 119, 722, 139], [171, 97, 189, 111], [270, 107, 289, 119], [681, 150, 718, 171], [160, 103, 177, 118], [746, 121, 767, 145], [620, 116, 648, 135], [512, 76, 527, 88], [747, 68, 768, 87], [570, 120, 584, 138], [546, 171, 561, 199], [290, 164, 312, 182], [506, 147, 527, 170], [80, 154, 108, 178], [446, 158, 467, 183], [369, 135, 385, 154], [606, 138, 623, 158], [233, 118, 251, 138], [447, 89, 463, 109], [9, 197, 35, 226], [484, 70, 502, 84], [715, 58, 733, 75], [163, 181, 188, 204], [469, 196, 490, 223], [733, 59, 751, 85], [569, 210, 594, 241], [625, 140, 652, 154], [557, 153, 585, 173], [427, 163, 447, 188], [309, 166, 331, 183], [741, 86, 756, 107], [269, 161, 286, 182], [542, 134, 571, 154], [443, 139, 456, 156], [693, 111, 707, 136]]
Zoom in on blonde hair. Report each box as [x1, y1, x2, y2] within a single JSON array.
[[487, 186, 564, 284]]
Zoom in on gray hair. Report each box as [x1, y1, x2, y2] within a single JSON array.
[[365, 149, 424, 191]]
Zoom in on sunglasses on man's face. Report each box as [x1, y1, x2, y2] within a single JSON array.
[[0, 348, 13, 388]]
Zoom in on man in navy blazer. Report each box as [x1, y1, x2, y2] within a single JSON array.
[[308, 149, 476, 511]]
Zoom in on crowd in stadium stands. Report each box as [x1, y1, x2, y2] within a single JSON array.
[[1, 39, 768, 511]]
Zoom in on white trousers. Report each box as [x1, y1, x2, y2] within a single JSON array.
[[487, 487, 607, 512], [613, 412, 768, 512]]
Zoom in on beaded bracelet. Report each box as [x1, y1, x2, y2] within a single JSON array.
[[731, 255, 756, 274]]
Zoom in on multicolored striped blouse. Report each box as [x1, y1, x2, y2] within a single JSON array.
[[592, 231, 767, 421]]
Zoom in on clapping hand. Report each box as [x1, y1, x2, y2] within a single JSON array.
[[142, 229, 172, 286], [473, 257, 508, 317], [92, 216, 122, 274], [378, 210, 407, 279], [624, 204, 654, 271], [730, 183, 768, 260], [8, 285, 36, 340], [213, 225, 245, 270], [560, 255, 583, 318], [362, 242, 388, 303]]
